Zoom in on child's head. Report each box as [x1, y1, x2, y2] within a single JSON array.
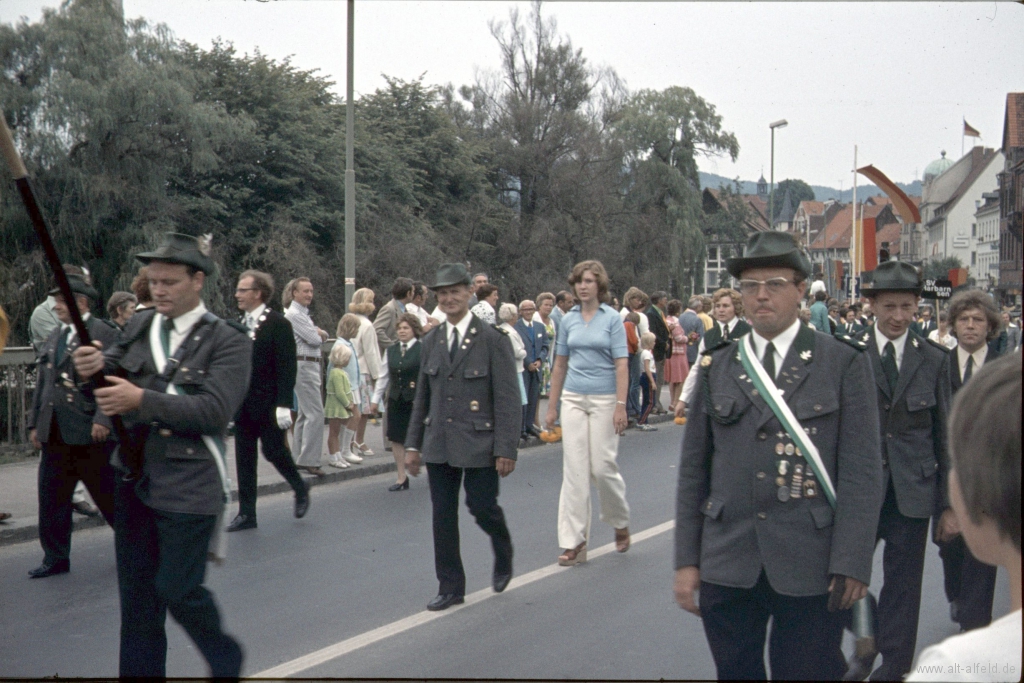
[[330, 342, 353, 368], [948, 352, 1021, 559], [625, 311, 640, 325], [640, 332, 656, 350]]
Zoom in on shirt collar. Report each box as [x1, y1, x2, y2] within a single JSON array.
[[400, 338, 419, 349], [875, 327, 909, 364], [957, 344, 988, 375], [447, 311, 474, 341], [289, 300, 309, 315], [750, 318, 801, 362], [62, 312, 90, 336], [720, 317, 737, 334], [247, 304, 267, 326], [165, 302, 208, 334]]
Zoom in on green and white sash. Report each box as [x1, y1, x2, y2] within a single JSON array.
[[738, 334, 836, 508]]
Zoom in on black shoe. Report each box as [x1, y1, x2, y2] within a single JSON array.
[[388, 478, 410, 492], [426, 593, 465, 611], [29, 559, 70, 578], [72, 501, 99, 517], [226, 514, 257, 532], [493, 568, 513, 593], [527, 426, 542, 438], [295, 484, 311, 518]]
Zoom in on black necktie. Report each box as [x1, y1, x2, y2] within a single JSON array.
[[400, 342, 407, 358], [449, 329, 459, 361], [762, 342, 776, 384], [721, 323, 730, 341], [160, 317, 175, 357], [55, 326, 71, 365], [881, 341, 899, 393], [963, 355, 974, 383]]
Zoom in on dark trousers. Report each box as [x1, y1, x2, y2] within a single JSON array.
[[626, 353, 642, 418], [426, 462, 512, 596], [638, 373, 655, 425], [114, 478, 242, 678], [701, 571, 846, 681], [871, 481, 930, 681], [522, 369, 540, 433], [38, 422, 116, 564], [938, 534, 997, 631], [234, 411, 306, 518]]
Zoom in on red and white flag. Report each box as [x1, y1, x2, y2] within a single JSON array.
[[963, 120, 981, 138]]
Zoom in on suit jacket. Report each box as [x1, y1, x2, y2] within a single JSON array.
[[100, 308, 252, 515], [514, 317, 549, 369], [948, 339, 1004, 395], [675, 325, 884, 596], [237, 308, 296, 423], [864, 327, 951, 519], [837, 321, 863, 337], [30, 316, 120, 445], [912, 319, 937, 337], [646, 305, 673, 362], [373, 299, 403, 355], [405, 314, 520, 466]]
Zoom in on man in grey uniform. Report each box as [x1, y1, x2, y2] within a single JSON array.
[[405, 263, 520, 612], [674, 232, 884, 680], [74, 233, 251, 678]]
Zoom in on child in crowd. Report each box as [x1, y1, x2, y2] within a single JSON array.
[[907, 352, 1021, 682], [623, 311, 642, 423], [636, 332, 657, 431], [325, 343, 357, 469]]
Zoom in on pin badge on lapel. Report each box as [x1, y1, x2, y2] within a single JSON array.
[[469, 400, 480, 412]]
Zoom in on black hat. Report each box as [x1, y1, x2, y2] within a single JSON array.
[[861, 260, 922, 296], [429, 263, 471, 290], [136, 232, 214, 274], [50, 274, 99, 302], [726, 232, 812, 279]]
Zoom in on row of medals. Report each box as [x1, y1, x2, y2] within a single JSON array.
[[775, 431, 818, 502]]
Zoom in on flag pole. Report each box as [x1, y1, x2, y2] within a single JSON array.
[[851, 145, 858, 300]]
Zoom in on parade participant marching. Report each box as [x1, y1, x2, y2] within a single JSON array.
[[404, 263, 520, 611], [27, 273, 120, 578], [73, 233, 250, 678], [674, 232, 884, 681], [841, 261, 952, 681]]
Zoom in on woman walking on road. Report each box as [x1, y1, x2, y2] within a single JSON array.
[[545, 260, 631, 567], [371, 314, 423, 491]]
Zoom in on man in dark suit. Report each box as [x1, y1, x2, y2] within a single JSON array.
[[844, 261, 952, 681], [405, 263, 520, 612], [936, 288, 1006, 634], [227, 269, 310, 532], [646, 291, 673, 413], [26, 274, 120, 578], [912, 304, 936, 337], [675, 232, 884, 681], [74, 233, 250, 677], [514, 299, 549, 438]]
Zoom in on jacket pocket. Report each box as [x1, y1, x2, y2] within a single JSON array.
[[464, 366, 489, 379], [710, 393, 748, 420], [919, 459, 939, 478], [425, 366, 440, 376], [473, 420, 494, 431], [794, 395, 840, 420], [907, 391, 936, 412], [701, 497, 724, 520], [809, 505, 834, 529]]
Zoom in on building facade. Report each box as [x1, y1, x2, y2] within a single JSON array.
[[998, 92, 1023, 306]]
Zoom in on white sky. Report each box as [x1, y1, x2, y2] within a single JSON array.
[[2, 1, 1023, 188]]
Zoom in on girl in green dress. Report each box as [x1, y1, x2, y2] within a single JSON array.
[[326, 343, 357, 469]]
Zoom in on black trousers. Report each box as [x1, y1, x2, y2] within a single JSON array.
[[426, 462, 512, 596], [871, 481, 930, 681], [522, 369, 541, 433], [701, 571, 846, 681], [38, 421, 116, 564], [938, 534, 997, 631], [234, 410, 306, 518], [114, 478, 242, 678]]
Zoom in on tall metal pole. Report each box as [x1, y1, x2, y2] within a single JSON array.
[[851, 145, 858, 300], [344, 0, 356, 306], [769, 128, 775, 231]]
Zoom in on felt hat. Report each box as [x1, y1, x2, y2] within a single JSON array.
[[136, 232, 214, 274], [50, 274, 99, 302], [861, 260, 923, 296], [726, 232, 812, 279], [429, 263, 471, 290]]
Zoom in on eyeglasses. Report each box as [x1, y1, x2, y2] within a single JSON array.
[[235, 288, 258, 293], [737, 278, 796, 296]]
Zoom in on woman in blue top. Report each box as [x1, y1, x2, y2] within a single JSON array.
[[545, 260, 631, 566]]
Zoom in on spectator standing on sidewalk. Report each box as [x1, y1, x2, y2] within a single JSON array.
[[284, 277, 329, 477], [636, 332, 658, 431], [663, 299, 691, 412], [348, 288, 383, 460], [646, 291, 672, 413]]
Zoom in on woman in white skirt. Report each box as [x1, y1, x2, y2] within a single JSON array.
[[498, 303, 529, 408], [544, 260, 631, 566]]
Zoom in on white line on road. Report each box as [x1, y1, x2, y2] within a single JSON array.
[[253, 519, 675, 678]]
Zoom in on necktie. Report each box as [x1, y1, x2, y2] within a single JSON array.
[[245, 313, 254, 330], [762, 342, 776, 384], [400, 342, 407, 358], [55, 326, 71, 365], [963, 355, 974, 383], [449, 328, 459, 362], [721, 323, 730, 341], [160, 317, 175, 357], [881, 341, 899, 393]]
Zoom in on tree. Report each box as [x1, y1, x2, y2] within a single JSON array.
[[923, 256, 963, 281], [772, 178, 815, 222]]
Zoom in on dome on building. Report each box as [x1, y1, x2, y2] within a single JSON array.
[[923, 151, 953, 181]]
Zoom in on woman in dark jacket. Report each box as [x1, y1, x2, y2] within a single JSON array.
[[370, 313, 423, 491]]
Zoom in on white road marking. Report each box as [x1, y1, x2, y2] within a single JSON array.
[[253, 519, 675, 677]]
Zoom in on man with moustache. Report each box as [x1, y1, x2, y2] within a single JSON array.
[[674, 232, 884, 681]]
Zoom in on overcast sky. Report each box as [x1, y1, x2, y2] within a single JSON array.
[[2, 1, 1022, 188]]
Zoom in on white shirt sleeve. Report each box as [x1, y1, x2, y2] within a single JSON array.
[[372, 355, 390, 404]]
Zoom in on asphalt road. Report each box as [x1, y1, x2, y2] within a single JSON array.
[[0, 424, 1010, 679]]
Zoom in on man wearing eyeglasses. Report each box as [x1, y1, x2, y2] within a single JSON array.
[[674, 232, 884, 681]]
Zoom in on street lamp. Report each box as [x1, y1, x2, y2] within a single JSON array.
[[769, 119, 788, 230]]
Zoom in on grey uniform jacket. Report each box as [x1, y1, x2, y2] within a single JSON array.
[[405, 315, 520, 467], [675, 325, 885, 596], [864, 327, 951, 519], [30, 317, 120, 445], [99, 309, 252, 515]]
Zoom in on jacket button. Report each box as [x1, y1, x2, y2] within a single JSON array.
[[757, 512, 767, 520], [757, 432, 767, 441], [159, 429, 171, 437], [884, 404, 890, 411], [185, 448, 194, 455], [485, 422, 491, 427], [448, 376, 453, 381], [448, 397, 453, 402], [814, 404, 822, 411], [446, 418, 453, 423], [886, 433, 893, 439], [756, 471, 766, 480]]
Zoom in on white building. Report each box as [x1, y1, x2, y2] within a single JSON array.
[[974, 191, 1001, 291]]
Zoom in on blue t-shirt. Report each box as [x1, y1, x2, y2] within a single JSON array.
[[556, 303, 629, 395]]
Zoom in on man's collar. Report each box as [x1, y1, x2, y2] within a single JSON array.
[[874, 327, 909, 359], [247, 303, 267, 324], [165, 302, 208, 333], [447, 311, 473, 339], [750, 318, 801, 360], [289, 300, 309, 314]]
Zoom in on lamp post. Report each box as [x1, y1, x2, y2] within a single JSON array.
[[344, 0, 356, 306], [768, 119, 788, 231]]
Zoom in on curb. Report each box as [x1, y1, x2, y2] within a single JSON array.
[[0, 413, 677, 548]]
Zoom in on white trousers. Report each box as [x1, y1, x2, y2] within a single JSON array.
[[557, 391, 630, 548], [293, 360, 325, 467]]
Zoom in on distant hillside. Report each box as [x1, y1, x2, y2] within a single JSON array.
[[699, 172, 922, 203]]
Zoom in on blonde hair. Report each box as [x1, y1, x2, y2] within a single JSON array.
[[348, 287, 376, 316], [336, 313, 361, 340], [281, 277, 311, 308], [640, 331, 656, 350], [712, 288, 743, 317], [330, 342, 352, 367]]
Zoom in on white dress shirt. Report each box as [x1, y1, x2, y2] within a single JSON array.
[[447, 311, 474, 352], [749, 319, 801, 380], [956, 344, 989, 382], [158, 303, 208, 355], [874, 328, 909, 370], [60, 311, 92, 345], [244, 303, 267, 331]]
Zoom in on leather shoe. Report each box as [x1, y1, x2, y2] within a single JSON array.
[[426, 593, 465, 611], [388, 478, 410, 492], [493, 569, 512, 593], [29, 559, 70, 578], [72, 501, 99, 517], [294, 485, 311, 518], [226, 514, 257, 532]]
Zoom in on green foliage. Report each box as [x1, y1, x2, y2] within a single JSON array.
[[772, 178, 815, 221], [923, 256, 964, 281]]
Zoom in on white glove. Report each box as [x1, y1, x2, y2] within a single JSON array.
[[276, 407, 293, 430]]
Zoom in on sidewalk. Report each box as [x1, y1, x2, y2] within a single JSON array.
[[0, 394, 678, 547]]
